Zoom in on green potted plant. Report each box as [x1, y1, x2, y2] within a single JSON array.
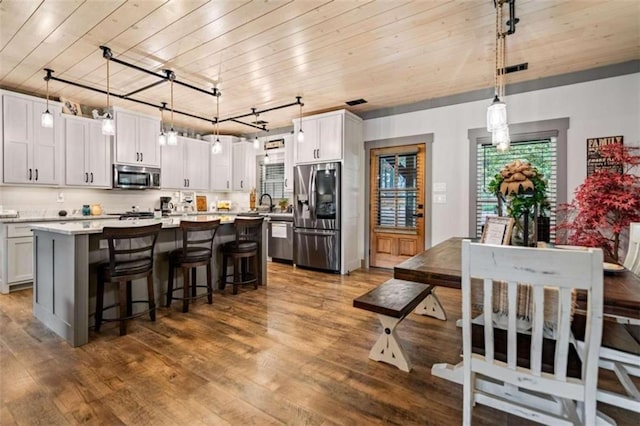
[[278, 198, 289, 212], [488, 160, 548, 246]]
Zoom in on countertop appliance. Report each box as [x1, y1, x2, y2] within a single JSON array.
[[113, 164, 160, 190], [293, 162, 340, 272], [160, 196, 173, 215], [117, 211, 155, 220]]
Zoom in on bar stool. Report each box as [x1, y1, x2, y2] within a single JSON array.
[[220, 217, 264, 295], [95, 223, 162, 336], [166, 219, 221, 312]]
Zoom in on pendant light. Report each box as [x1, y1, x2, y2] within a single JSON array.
[[158, 102, 167, 146], [101, 54, 115, 135], [211, 89, 222, 154], [41, 72, 53, 128], [492, 125, 510, 151], [252, 108, 260, 149], [486, 1, 508, 139], [167, 72, 178, 146], [297, 97, 304, 143], [263, 131, 270, 163]]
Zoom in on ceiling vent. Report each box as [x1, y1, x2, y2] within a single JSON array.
[[252, 120, 268, 125], [345, 98, 367, 106], [502, 62, 528, 75]]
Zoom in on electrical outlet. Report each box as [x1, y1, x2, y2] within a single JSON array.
[[433, 194, 447, 204], [57, 192, 64, 203]]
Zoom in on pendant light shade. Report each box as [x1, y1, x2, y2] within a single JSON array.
[[487, 96, 507, 133], [158, 102, 167, 145], [167, 76, 178, 145], [211, 88, 222, 154], [297, 97, 304, 142], [212, 137, 222, 154], [253, 136, 260, 150], [492, 125, 510, 151], [102, 54, 115, 135], [41, 75, 53, 128], [264, 151, 270, 164]]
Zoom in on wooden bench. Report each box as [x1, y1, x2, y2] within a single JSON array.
[[353, 278, 432, 372]]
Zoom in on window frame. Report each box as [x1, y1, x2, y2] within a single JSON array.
[[468, 118, 569, 238]]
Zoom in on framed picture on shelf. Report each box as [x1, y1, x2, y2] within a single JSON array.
[[60, 97, 82, 116], [481, 216, 514, 245]]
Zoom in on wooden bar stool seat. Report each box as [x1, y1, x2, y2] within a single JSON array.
[[166, 219, 220, 313], [95, 223, 162, 336], [220, 217, 264, 295]]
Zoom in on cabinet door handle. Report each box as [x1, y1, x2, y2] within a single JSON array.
[[226, 180, 229, 189], [140, 152, 143, 162], [285, 178, 288, 188], [35, 169, 38, 181], [90, 172, 94, 183], [241, 180, 243, 189], [186, 179, 190, 187], [85, 172, 89, 183], [136, 152, 139, 161], [28, 168, 32, 180]]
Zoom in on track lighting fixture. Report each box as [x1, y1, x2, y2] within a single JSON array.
[[41, 70, 53, 128], [297, 96, 304, 143], [101, 52, 115, 135]]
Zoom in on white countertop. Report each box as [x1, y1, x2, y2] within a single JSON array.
[[30, 215, 238, 235]]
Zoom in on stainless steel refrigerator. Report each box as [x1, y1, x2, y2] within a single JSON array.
[[293, 162, 340, 272]]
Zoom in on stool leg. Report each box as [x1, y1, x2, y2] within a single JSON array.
[[166, 262, 175, 307], [95, 276, 105, 332], [118, 280, 128, 336], [147, 273, 156, 322], [191, 268, 197, 298], [220, 254, 227, 290], [233, 257, 240, 295], [182, 266, 190, 313], [126, 281, 133, 317], [206, 262, 213, 304], [252, 254, 258, 290]]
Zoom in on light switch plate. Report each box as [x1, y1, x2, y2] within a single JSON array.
[[433, 182, 446, 192], [433, 194, 446, 204]]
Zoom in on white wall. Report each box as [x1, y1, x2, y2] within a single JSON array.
[[364, 73, 640, 245]]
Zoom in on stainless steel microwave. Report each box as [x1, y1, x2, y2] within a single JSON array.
[[112, 164, 161, 189]]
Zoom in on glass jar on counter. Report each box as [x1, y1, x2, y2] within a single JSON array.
[[82, 205, 91, 216]]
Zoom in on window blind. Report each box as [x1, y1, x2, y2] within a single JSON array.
[[375, 153, 420, 229], [258, 162, 285, 200], [475, 138, 557, 241]]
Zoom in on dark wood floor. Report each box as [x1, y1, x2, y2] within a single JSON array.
[[0, 263, 637, 425]]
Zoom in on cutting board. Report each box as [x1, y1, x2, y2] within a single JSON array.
[[196, 195, 207, 212]]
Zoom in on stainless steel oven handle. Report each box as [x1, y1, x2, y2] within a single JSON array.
[[294, 228, 337, 236]]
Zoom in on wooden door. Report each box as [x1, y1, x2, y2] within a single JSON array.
[[370, 144, 425, 268]]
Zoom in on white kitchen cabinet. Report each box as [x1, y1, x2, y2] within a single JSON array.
[[283, 134, 294, 191], [114, 110, 160, 167], [64, 116, 111, 187], [232, 140, 255, 192], [1, 223, 35, 293], [161, 136, 210, 190], [2, 93, 61, 184], [294, 111, 343, 164], [207, 135, 235, 191]]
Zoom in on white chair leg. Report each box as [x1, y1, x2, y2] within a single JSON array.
[[368, 314, 411, 372], [414, 290, 447, 320]]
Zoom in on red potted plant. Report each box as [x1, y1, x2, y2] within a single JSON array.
[[557, 144, 640, 262]]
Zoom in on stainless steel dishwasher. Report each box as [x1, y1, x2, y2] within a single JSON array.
[[268, 214, 293, 262]]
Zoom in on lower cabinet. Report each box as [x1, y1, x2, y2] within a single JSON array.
[[1, 223, 34, 293]]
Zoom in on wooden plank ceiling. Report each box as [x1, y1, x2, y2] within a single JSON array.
[[0, 0, 638, 136]]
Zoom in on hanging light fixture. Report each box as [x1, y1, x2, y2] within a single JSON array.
[[252, 108, 260, 150], [297, 96, 304, 143], [158, 102, 167, 146], [101, 53, 115, 135], [487, 0, 508, 143], [41, 71, 53, 128], [493, 125, 510, 151], [167, 72, 178, 146], [211, 88, 222, 154], [263, 131, 270, 163]]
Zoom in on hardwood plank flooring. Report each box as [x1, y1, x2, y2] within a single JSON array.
[[0, 263, 637, 425]]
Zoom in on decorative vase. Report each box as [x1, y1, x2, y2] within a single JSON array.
[[510, 206, 538, 247]]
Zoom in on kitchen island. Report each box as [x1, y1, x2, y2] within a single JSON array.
[[30, 216, 267, 347]]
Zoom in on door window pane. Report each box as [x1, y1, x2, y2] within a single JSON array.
[[376, 153, 418, 229]]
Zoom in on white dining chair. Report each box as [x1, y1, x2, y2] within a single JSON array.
[[623, 222, 640, 275], [461, 240, 604, 425]]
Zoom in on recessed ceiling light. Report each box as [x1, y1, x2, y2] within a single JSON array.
[[345, 98, 367, 106]]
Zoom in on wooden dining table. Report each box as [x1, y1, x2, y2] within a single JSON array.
[[393, 237, 640, 321]]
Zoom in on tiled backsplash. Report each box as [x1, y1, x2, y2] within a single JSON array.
[[0, 186, 258, 217]]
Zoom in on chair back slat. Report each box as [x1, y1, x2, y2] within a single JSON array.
[[233, 217, 264, 243], [180, 219, 220, 252], [624, 222, 640, 275], [462, 240, 603, 417], [102, 223, 162, 274]]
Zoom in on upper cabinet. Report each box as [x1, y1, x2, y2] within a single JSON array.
[[293, 111, 344, 164], [114, 110, 160, 167], [161, 136, 210, 191], [283, 134, 294, 191], [206, 135, 236, 192], [232, 140, 255, 192], [2, 93, 62, 185], [64, 116, 111, 187]]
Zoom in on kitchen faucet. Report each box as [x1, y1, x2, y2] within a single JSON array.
[[259, 193, 273, 212]]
